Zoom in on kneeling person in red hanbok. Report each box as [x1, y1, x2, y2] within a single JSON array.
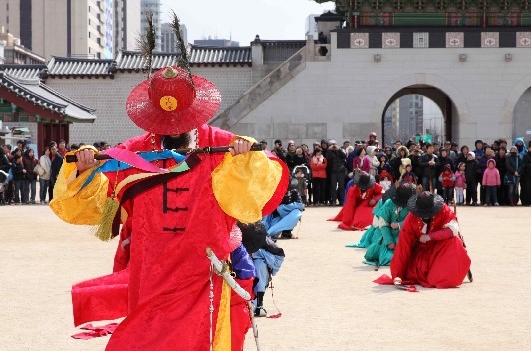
[[330, 172, 383, 231], [390, 191, 471, 288]]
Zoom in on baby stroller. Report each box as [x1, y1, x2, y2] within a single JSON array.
[[0, 170, 8, 205], [292, 164, 311, 205]]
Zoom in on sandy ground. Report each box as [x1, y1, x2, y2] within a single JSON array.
[[1, 203, 530, 351]]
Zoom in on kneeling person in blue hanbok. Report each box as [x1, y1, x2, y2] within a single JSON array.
[[364, 183, 416, 266], [252, 236, 285, 317]]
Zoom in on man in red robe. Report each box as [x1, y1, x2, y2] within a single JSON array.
[[50, 66, 288, 351], [390, 191, 471, 288], [330, 172, 383, 230]]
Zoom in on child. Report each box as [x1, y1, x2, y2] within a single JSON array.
[[454, 162, 467, 205], [438, 164, 456, 205], [293, 166, 309, 205], [378, 169, 393, 191], [482, 158, 501, 206], [399, 157, 411, 180], [400, 163, 418, 185]]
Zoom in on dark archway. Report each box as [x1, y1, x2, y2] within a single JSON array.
[[381, 86, 456, 146], [513, 87, 531, 142]]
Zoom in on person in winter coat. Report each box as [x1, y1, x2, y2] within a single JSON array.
[[521, 141, 531, 206], [10, 154, 26, 204], [465, 152, 480, 206], [365, 145, 380, 178], [482, 158, 501, 206], [353, 147, 370, 174], [505, 145, 523, 206], [22, 148, 39, 204], [390, 145, 409, 181], [419, 143, 439, 192], [438, 164, 455, 205], [495, 147, 509, 205], [400, 163, 418, 185], [310, 148, 327, 206], [326, 140, 347, 206], [514, 137, 527, 157], [478, 147, 495, 205], [38, 147, 52, 204]]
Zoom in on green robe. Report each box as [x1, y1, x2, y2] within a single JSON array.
[[345, 198, 385, 248], [364, 199, 409, 266]]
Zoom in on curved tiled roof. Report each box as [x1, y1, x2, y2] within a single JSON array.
[[189, 45, 252, 65], [47, 57, 116, 77], [115, 51, 177, 71], [0, 71, 96, 122], [0, 64, 47, 79]]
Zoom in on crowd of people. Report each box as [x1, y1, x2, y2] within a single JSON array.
[[0, 140, 110, 205], [3, 134, 530, 208], [264, 133, 531, 208]]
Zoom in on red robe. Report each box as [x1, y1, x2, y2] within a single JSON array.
[[329, 183, 383, 230], [390, 205, 471, 288], [69, 125, 287, 351]]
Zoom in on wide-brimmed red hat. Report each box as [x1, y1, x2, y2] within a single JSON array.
[[126, 66, 221, 135]]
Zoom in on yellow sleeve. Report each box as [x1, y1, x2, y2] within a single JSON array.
[[212, 135, 283, 223], [49, 147, 109, 225]]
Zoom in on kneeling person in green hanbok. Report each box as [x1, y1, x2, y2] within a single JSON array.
[[364, 183, 416, 266]]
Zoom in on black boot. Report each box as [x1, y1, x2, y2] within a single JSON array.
[[254, 292, 267, 317]]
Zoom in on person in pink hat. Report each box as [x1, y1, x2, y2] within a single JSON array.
[[50, 65, 289, 351]]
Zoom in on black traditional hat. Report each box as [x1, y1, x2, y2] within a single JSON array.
[[407, 191, 445, 219], [388, 183, 416, 208], [356, 172, 376, 190], [237, 221, 267, 254], [382, 184, 396, 203]]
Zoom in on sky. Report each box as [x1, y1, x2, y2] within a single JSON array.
[[160, 0, 336, 45]]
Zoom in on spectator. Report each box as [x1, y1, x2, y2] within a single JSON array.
[[365, 145, 380, 178], [454, 162, 467, 206], [456, 145, 469, 166], [419, 143, 438, 192], [22, 148, 38, 204], [326, 140, 346, 206], [310, 148, 327, 206], [521, 141, 531, 206], [48, 141, 63, 201], [57, 140, 68, 157], [259, 140, 267, 151], [10, 154, 25, 205], [465, 152, 480, 206], [38, 146, 52, 204], [505, 145, 523, 206], [482, 159, 500, 206], [514, 137, 526, 157], [495, 147, 508, 205], [438, 164, 455, 205], [473, 139, 485, 160], [271, 139, 287, 164], [390, 145, 409, 181]]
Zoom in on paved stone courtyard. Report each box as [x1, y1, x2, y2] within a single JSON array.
[[1, 204, 530, 351]]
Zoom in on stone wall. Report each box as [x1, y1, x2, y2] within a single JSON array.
[[44, 66, 253, 146], [238, 32, 531, 148]]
